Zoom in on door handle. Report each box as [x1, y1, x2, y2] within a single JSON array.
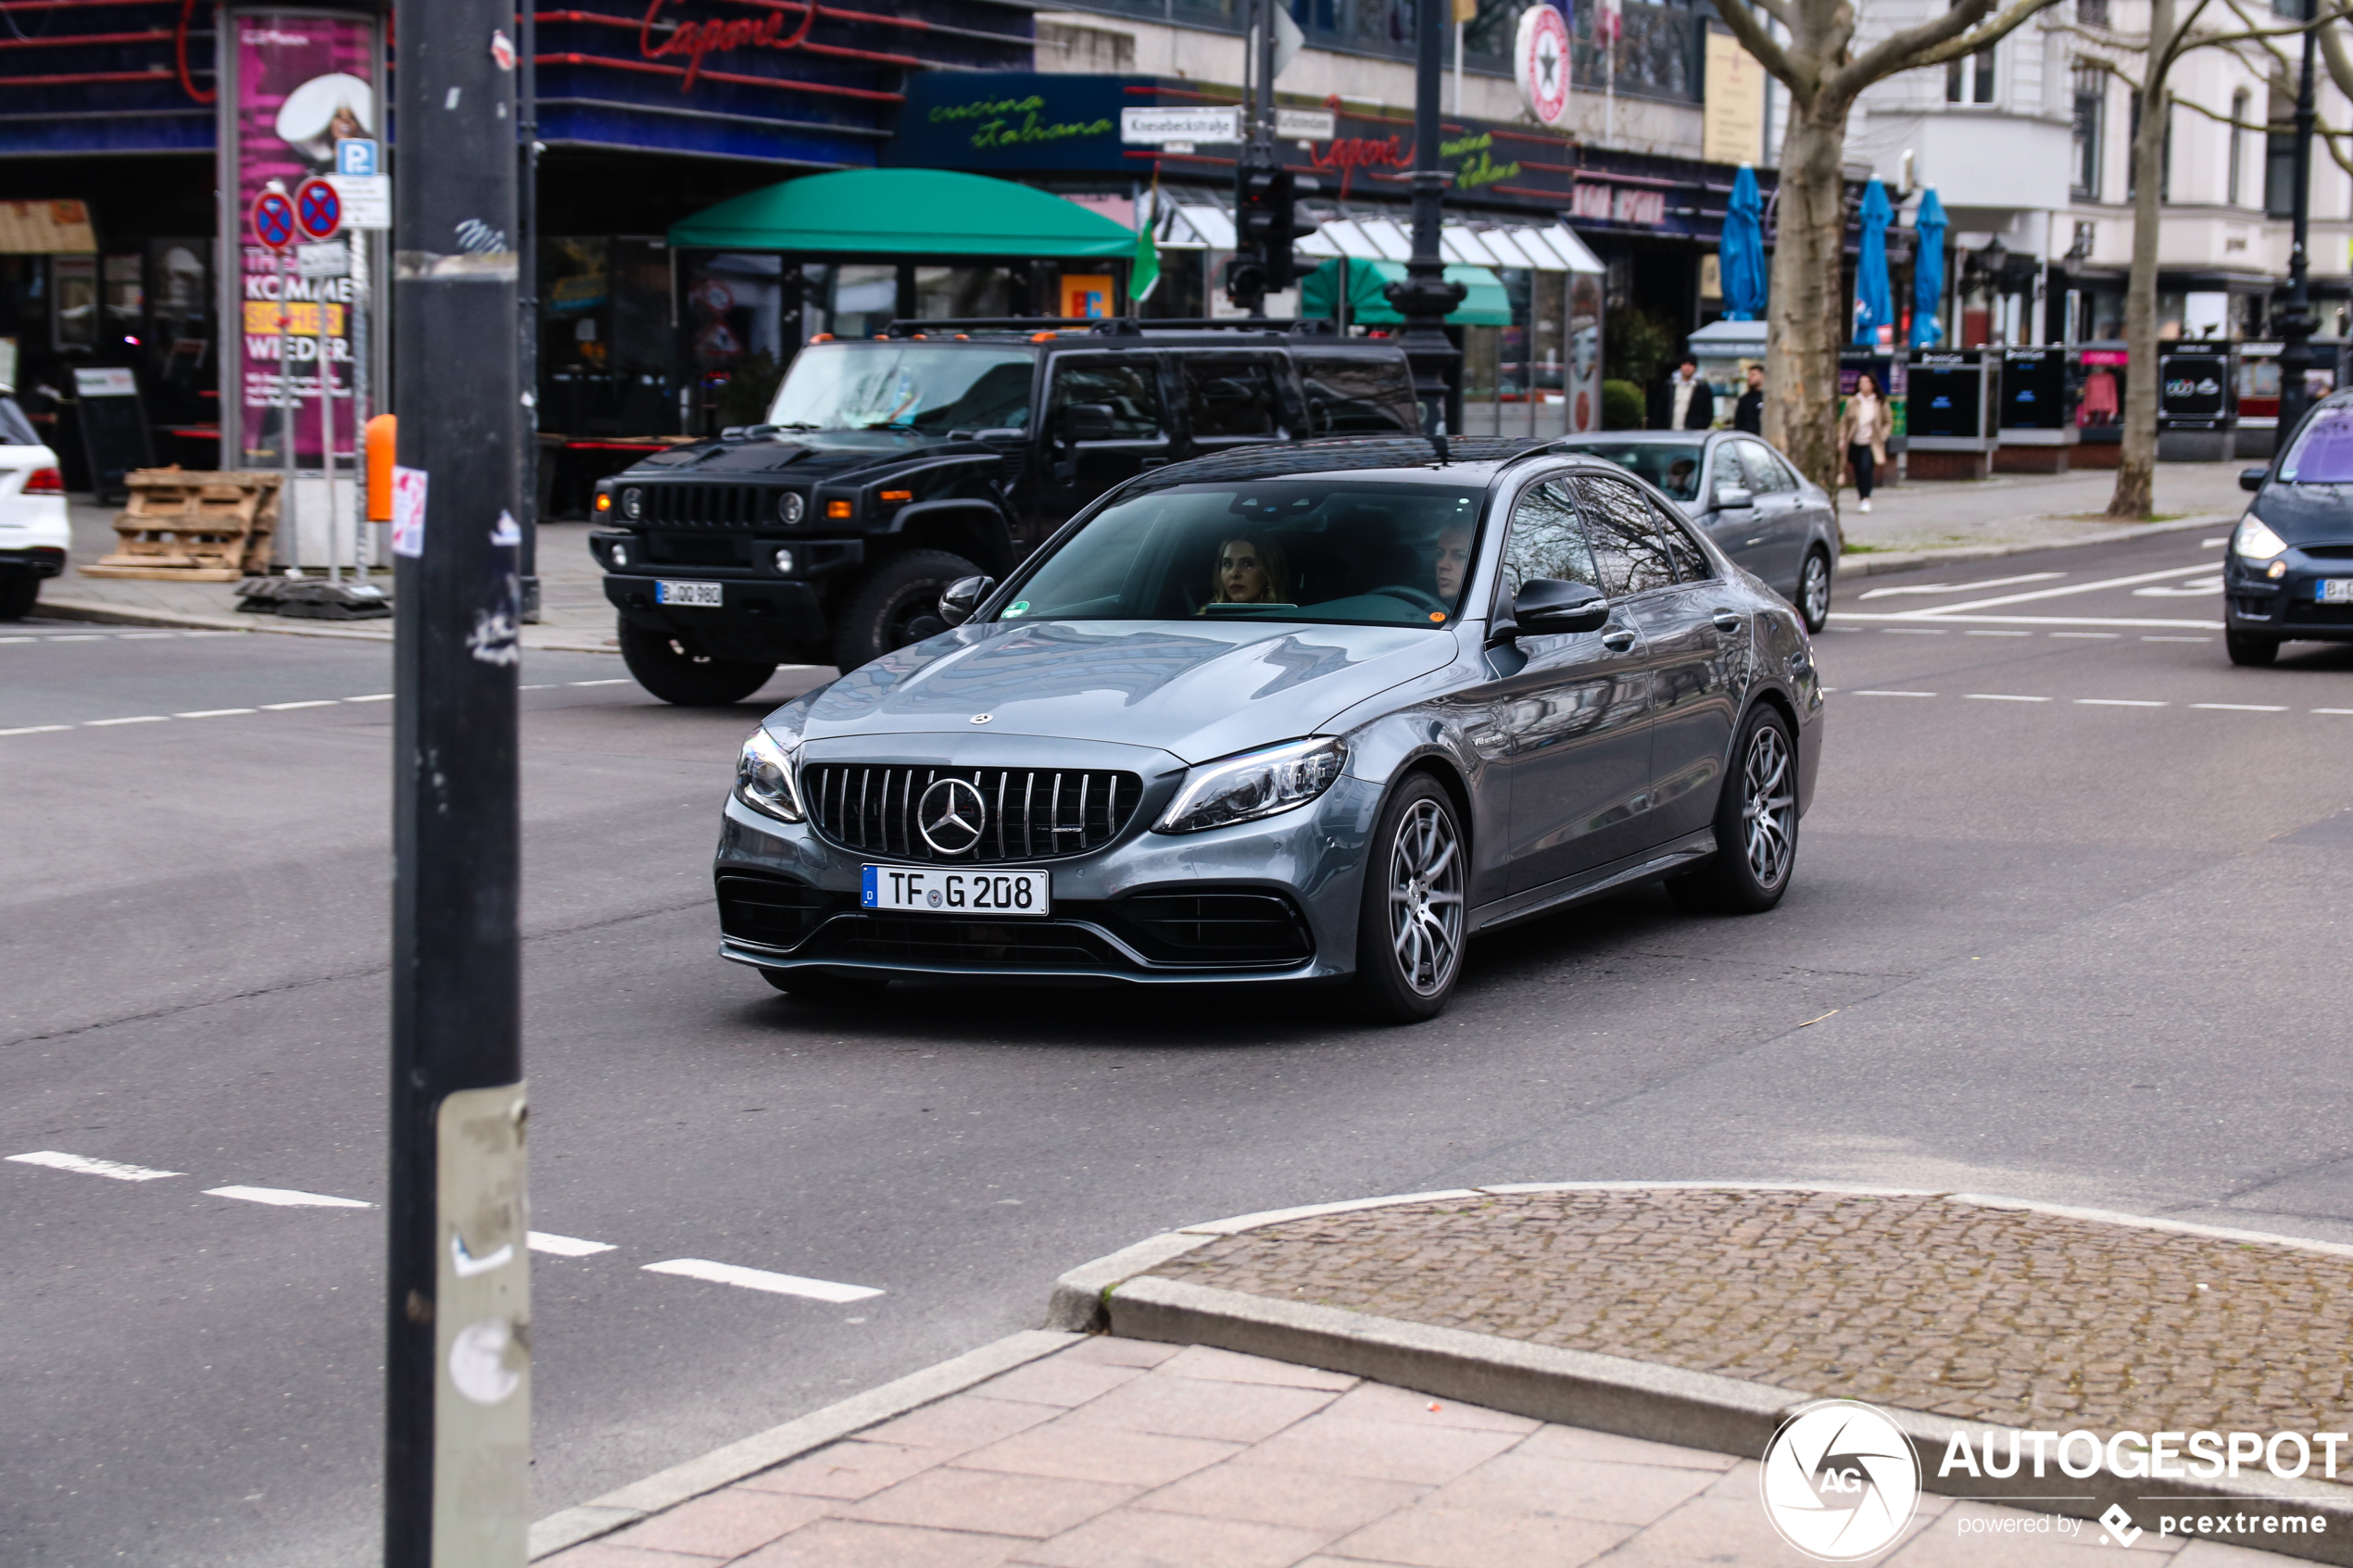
[[1713, 609, 1743, 632], [1601, 629, 1637, 652]]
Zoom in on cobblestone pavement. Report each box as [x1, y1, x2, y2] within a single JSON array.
[[1151, 1189, 2353, 1438], [542, 1336, 2296, 1567]]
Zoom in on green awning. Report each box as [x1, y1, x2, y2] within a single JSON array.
[[668, 169, 1138, 258], [1299, 257, 1512, 327]]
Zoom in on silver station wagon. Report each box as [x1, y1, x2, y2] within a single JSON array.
[[713, 437, 1826, 1022]]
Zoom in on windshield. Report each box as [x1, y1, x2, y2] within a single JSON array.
[[767, 344, 1035, 433], [1551, 441, 1706, 502], [996, 481, 1487, 629], [2276, 406, 2353, 483]]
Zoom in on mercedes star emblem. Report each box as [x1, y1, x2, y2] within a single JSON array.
[[917, 777, 988, 855]]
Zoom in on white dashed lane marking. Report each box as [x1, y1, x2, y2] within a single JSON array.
[[84, 715, 169, 726], [205, 1185, 373, 1209], [3, 681, 635, 738], [2192, 703, 2291, 712], [2076, 698, 2168, 708], [260, 700, 337, 710], [1965, 694, 2051, 703], [175, 708, 257, 719], [529, 1232, 618, 1258], [9, 1150, 182, 1182], [1831, 691, 2338, 715], [642, 1259, 884, 1304]]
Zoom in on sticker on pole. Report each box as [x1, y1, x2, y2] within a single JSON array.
[[1515, 4, 1571, 126], [295, 177, 343, 241], [390, 465, 428, 558], [251, 189, 297, 252]]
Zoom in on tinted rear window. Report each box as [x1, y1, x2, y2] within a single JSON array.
[[1553, 442, 1706, 502], [1294, 352, 1419, 435]]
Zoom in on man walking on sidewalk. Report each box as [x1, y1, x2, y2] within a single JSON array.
[[1650, 357, 1715, 432], [1733, 364, 1764, 434]]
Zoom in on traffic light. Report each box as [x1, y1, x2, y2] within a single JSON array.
[[1236, 167, 1298, 291]]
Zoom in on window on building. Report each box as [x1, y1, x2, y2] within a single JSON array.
[[2073, 68, 2105, 198], [2127, 92, 2139, 198], [2267, 91, 2298, 217], [1946, 0, 1996, 104], [2078, 0, 2109, 23], [2161, 95, 2174, 202], [2228, 89, 2250, 205]]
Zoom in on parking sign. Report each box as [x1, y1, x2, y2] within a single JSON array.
[[335, 138, 379, 178]]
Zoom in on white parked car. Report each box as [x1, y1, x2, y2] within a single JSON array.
[[0, 394, 69, 620]]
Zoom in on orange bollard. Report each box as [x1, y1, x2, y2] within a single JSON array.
[[365, 413, 397, 522]]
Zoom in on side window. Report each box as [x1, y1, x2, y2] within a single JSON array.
[[1047, 355, 1164, 441], [1734, 438, 1797, 494], [1179, 355, 1284, 440], [1496, 480, 1601, 605], [1292, 351, 1418, 433], [1655, 506, 1711, 583], [1573, 474, 1677, 597]]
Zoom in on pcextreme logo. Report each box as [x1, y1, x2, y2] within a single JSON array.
[[1759, 1399, 1923, 1561]]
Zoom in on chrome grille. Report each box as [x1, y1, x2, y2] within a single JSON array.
[[805, 764, 1144, 863]]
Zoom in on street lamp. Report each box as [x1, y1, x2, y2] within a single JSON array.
[[2276, 0, 2321, 436], [1384, 0, 1465, 435]]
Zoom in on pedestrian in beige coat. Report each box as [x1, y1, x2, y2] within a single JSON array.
[[1835, 373, 1890, 512]]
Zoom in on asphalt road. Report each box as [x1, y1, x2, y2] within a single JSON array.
[[5, 527, 2350, 1566]]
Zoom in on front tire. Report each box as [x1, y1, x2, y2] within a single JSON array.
[[831, 550, 981, 672], [2226, 631, 2280, 667], [0, 569, 38, 621], [617, 619, 775, 706], [1666, 704, 1799, 914], [1351, 774, 1468, 1024], [1797, 547, 1833, 633]]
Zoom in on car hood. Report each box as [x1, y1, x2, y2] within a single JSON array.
[[619, 429, 997, 483], [791, 620, 1462, 764], [2255, 481, 2353, 545]]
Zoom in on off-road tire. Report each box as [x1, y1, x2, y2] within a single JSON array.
[[832, 550, 981, 672], [2225, 631, 2280, 667], [617, 618, 775, 706], [0, 569, 38, 621], [1666, 703, 1800, 915], [1350, 773, 1468, 1024]]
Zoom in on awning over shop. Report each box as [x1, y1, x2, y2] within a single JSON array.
[[1158, 204, 1604, 277], [1298, 257, 1514, 326], [668, 169, 1138, 258]]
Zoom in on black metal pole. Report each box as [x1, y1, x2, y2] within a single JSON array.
[[386, 0, 530, 1553], [1386, 0, 1464, 435], [2278, 0, 2320, 437], [518, 0, 542, 621]]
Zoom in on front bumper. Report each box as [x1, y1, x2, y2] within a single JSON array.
[[2224, 553, 2353, 641], [711, 773, 1382, 985]]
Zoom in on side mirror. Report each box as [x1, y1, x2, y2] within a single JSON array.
[[1714, 484, 1755, 512], [938, 574, 995, 627], [1060, 404, 1116, 444], [1511, 578, 1609, 635], [2240, 466, 2269, 493]]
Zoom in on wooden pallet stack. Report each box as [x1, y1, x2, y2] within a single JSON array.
[[80, 470, 282, 582]]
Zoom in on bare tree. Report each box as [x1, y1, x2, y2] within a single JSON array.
[[1709, 0, 2067, 491]]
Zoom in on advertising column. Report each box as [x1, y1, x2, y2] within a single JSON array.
[[217, 8, 383, 564]]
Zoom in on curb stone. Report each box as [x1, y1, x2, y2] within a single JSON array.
[[1836, 509, 2233, 578], [525, 1328, 1077, 1560], [35, 595, 629, 654], [1051, 1183, 2353, 1566]]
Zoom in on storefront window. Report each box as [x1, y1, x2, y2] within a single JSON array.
[[51, 256, 97, 351], [914, 267, 1016, 320], [1568, 0, 1702, 102]]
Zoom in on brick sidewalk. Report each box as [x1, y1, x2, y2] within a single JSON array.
[[541, 1336, 2287, 1567], [1149, 1188, 2353, 1438]]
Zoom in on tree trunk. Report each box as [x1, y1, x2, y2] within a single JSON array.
[[2109, 0, 2171, 520], [1764, 94, 1852, 505]]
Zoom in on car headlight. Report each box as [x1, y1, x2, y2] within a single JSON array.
[[1154, 736, 1347, 834], [778, 491, 804, 525], [621, 487, 644, 521], [735, 727, 806, 823], [2235, 514, 2288, 560]]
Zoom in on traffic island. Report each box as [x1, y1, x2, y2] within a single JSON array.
[[1053, 1184, 2353, 1563]]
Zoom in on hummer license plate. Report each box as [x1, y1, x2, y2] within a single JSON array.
[[656, 580, 723, 608]]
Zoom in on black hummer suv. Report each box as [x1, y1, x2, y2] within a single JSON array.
[[591, 318, 1420, 703]]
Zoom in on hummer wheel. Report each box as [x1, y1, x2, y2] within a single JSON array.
[[832, 550, 982, 671], [617, 619, 775, 706]]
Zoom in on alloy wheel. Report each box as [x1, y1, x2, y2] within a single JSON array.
[[1801, 554, 1831, 629], [1387, 797, 1466, 997], [1742, 722, 1797, 890]]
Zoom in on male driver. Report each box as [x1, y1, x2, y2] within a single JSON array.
[[1734, 364, 1765, 434], [1433, 522, 1473, 603], [1650, 356, 1715, 432]]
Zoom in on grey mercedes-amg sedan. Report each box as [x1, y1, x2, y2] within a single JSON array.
[[713, 437, 1826, 1022]]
